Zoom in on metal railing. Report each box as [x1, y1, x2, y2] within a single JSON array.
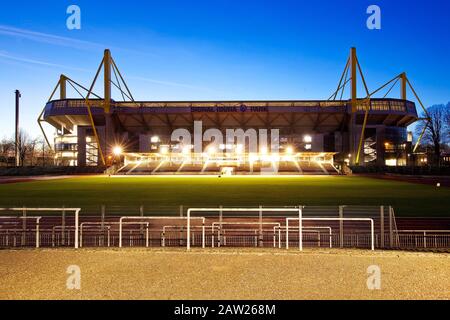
[[1, 205, 448, 251], [47, 99, 351, 110], [395, 230, 450, 249]]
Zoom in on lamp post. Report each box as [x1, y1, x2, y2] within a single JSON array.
[[15, 90, 21, 167]]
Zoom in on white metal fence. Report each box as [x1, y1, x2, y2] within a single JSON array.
[[1, 206, 449, 251], [395, 231, 450, 249]]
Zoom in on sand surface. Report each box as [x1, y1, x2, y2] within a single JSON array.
[[0, 248, 449, 300]]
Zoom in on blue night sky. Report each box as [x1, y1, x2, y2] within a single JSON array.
[[0, 0, 449, 137]]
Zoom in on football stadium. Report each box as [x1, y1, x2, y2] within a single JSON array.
[[1, 46, 449, 300], [39, 48, 422, 174]]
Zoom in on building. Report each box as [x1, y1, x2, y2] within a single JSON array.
[[39, 48, 423, 175]]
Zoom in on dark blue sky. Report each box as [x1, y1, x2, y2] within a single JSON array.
[[0, 0, 449, 136]]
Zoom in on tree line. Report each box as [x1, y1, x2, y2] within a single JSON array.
[[0, 130, 54, 167], [415, 102, 450, 165]]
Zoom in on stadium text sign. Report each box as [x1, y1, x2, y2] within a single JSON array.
[[191, 105, 269, 113]]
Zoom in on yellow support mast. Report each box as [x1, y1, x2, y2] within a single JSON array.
[[59, 75, 67, 100], [84, 49, 135, 166], [350, 48, 358, 113], [349, 47, 371, 165], [400, 72, 407, 100]]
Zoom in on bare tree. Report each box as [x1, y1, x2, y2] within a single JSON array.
[[16, 130, 41, 166], [17, 130, 30, 166], [1, 131, 56, 167], [28, 137, 39, 166], [416, 104, 449, 165], [0, 137, 15, 166], [445, 102, 450, 142], [35, 136, 54, 166]]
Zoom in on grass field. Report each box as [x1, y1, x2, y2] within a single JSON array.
[[1, 248, 449, 300], [0, 175, 448, 216]]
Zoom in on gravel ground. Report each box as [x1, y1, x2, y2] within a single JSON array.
[[0, 248, 449, 300]]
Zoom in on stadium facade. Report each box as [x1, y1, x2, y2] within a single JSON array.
[[39, 48, 424, 175]]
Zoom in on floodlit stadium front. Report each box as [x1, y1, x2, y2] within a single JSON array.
[[39, 48, 425, 175]]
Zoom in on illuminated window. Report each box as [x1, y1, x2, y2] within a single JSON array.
[[304, 135, 312, 143], [385, 159, 397, 166]]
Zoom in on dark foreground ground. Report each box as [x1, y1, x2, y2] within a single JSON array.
[[0, 248, 449, 300]]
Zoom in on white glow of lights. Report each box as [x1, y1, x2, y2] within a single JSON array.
[[305, 144, 312, 150], [160, 146, 169, 154], [385, 159, 397, 166], [249, 154, 259, 163], [182, 146, 191, 155], [304, 135, 312, 143], [113, 146, 123, 156], [151, 136, 160, 143]]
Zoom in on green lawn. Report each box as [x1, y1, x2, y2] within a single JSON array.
[[0, 176, 448, 217]]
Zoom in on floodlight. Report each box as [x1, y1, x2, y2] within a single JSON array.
[[207, 146, 216, 155], [160, 146, 169, 154], [182, 146, 191, 155], [249, 154, 259, 163], [113, 146, 123, 156]]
